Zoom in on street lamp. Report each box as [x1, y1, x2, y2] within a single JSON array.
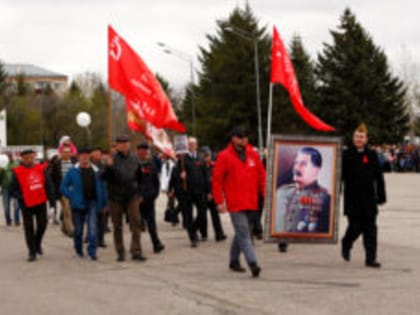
[[76, 112, 92, 147], [224, 26, 263, 156], [157, 42, 196, 136]]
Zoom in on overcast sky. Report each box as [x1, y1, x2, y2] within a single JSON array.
[[1, 0, 419, 89]]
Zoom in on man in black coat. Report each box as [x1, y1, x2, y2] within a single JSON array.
[[102, 135, 145, 262], [137, 143, 164, 253], [169, 137, 209, 247], [341, 124, 386, 268]]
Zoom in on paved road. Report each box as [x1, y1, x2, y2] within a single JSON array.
[[0, 173, 419, 315]]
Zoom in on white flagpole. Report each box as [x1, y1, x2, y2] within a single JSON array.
[[266, 83, 274, 148]]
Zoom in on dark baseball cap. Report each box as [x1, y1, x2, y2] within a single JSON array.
[[78, 148, 91, 155], [137, 142, 150, 150], [115, 134, 130, 143], [231, 125, 249, 138]]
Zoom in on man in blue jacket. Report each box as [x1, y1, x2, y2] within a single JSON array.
[[61, 148, 107, 261]]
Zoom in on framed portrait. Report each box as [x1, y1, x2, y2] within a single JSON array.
[[264, 135, 342, 243]]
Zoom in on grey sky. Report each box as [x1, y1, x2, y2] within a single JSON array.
[[1, 0, 419, 89]]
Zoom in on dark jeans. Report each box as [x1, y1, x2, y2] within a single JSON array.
[[22, 203, 47, 256], [177, 193, 203, 242], [342, 214, 377, 263], [229, 211, 258, 266], [140, 197, 162, 248], [2, 187, 20, 225], [72, 201, 97, 257], [97, 210, 107, 245], [207, 200, 225, 238]]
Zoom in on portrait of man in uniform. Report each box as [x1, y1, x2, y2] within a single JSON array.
[[265, 135, 341, 243], [275, 147, 330, 233]]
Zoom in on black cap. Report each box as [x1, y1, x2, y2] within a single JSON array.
[[78, 148, 91, 155], [231, 125, 249, 138], [20, 149, 35, 156], [137, 142, 150, 150], [115, 134, 130, 143]]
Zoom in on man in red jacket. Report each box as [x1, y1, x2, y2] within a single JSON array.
[[212, 126, 266, 277], [10, 149, 56, 262]]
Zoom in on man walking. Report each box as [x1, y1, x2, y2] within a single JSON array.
[[0, 153, 20, 226], [169, 137, 209, 247], [61, 149, 107, 260], [200, 146, 226, 242], [341, 124, 386, 268], [212, 126, 266, 277], [10, 150, 56, 262], [51, 144, 76, 237], [102, 135, 146, 262], [137, 143, 165, 253]]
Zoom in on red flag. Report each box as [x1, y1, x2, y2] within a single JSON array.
[[108, 25, 186, 133], [270, 26, 335, 132], [126, 98, 176, 160]]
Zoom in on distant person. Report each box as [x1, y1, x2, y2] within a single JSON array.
[[51, 144, 76, 237], [0, 153, 20, 226], [136, 143, 165, 253], [200, 146, 226, 242], [102, 135, 146, 262], [57, 135, 78, 156], [212, 126, 265, 278], [9, 150, 56, 262], [342, 124, 386, 268], [61, 148, 107, 260]]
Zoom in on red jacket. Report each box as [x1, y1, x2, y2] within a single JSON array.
[[212, 143, 266, 212]]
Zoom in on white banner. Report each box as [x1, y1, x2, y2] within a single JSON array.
[[0, 109, 7, 147]]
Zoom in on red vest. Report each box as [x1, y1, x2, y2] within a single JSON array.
[[14, 164, 48, 208]]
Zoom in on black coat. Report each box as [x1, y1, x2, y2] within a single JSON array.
[[102, 152, 140, 202], [138, 160, 160, 200], [50, 157, 76, 198], [342, 145, 386, 217], [169, 154, 209, 197]]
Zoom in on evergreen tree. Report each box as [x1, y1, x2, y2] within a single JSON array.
[[316, 8, 409, 144], [182, 4, 271, 149]]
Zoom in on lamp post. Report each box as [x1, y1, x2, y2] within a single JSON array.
[[224, 26, 263, 156], [157, 42, 196, 136], [76, 112, 92, 147]]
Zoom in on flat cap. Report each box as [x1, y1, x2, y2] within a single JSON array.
[[137, 142, 150, 150], [115, 134, 130, 143], [20, 149, 35, 156]]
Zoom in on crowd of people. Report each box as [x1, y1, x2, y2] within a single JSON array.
[[374, 143, 420, 173], [1, 123, 389, 276]]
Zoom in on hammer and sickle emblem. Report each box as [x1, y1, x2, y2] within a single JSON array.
[[110, 36, 122, 61]]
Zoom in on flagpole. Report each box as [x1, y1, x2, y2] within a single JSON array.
[[266, 83, 274, 148], [108, 89, 113, 149]]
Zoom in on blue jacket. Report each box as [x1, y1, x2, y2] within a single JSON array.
[[60, 163, 107, 212]]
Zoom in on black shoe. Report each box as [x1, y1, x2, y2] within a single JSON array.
[[201, 236, 208, 242], [278, 243, 288, 253], [132, 254, 147, 262], [191, 241, 198, 248], [153, 244, 165, 254], [27, 254, 37, 262], [249, 263, 261, 278], [89, 255, 98, 261], [105, 226, 111, 233], [255, 234, 263, 240], [229, 262, 246, 273], [366, 261, 381, 268], [14, 222, 20, 226], [116, 254, 125, 262], [36, 246, 43, 256], [84, 237, 88, 244], [98, 242, 107, 248], [216, 234, 227, 242], [342, 247, 350, 262], [76, 252, 85, 258]]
